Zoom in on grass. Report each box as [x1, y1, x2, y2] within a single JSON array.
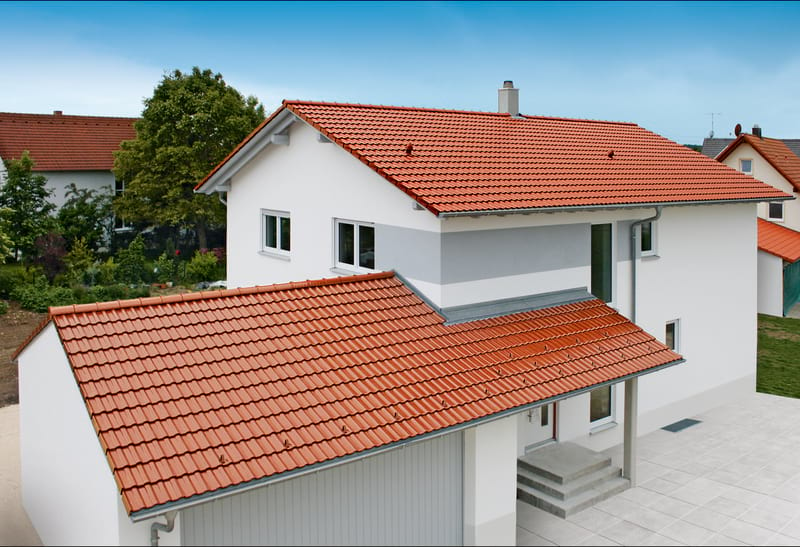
[[757, 313, 800, 399]]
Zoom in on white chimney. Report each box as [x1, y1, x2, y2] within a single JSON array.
[[498, 80, 519, 117]]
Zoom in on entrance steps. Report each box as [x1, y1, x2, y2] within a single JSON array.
[[517, 442, 629, 518]]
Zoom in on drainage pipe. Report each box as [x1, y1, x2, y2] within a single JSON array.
[[218, 191, 227, 206], [150, 511, 177, 547], [629, 207, 662, 323]]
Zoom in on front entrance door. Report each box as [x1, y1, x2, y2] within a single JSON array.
[[524, 403, 555, 452]]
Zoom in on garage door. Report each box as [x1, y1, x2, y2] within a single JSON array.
[[181, 432, 463, 546]]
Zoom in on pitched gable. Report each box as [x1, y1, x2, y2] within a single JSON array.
[[718, 134, 800, 193]]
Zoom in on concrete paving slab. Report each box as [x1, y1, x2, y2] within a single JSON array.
[[0, 405, 41, 546]]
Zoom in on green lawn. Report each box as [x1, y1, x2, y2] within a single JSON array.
[[757, 313, 800, 399]]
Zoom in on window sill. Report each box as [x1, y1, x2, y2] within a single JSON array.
[[641, 253, 660, 261], [330, 266, 376, 276], [259, 250, 290, 261], [589, 421, 618, 435]]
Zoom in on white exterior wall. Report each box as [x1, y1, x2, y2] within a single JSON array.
[[39, 170, 115, 209], [463, 416, 517, 546], [720, 143, 799, 231], [758, 250, 784, 316], [18, 324, 180, 546], [225, 119, 440, 291]]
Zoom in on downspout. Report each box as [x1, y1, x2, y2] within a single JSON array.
[[218, 191, 227, 206], [630, 207, 662, 323], [150, 511, 177, 547]]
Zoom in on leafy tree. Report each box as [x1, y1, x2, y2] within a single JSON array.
[[0, 151, 56, 260], [0, 209, 13, 263], [32, 232, 67, 283], [57, 183, 112, 251], [113, 67, 265, 249], [63, 237, 96, 285]]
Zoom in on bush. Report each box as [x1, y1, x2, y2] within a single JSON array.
[[153, 251, 176, 284], [31, 232, 67, 283], [12, 276, 75, 312], [97, 257, 119, 286], [0, 300, 8, 315], [116, 234, 148, 285], [185, 249, 221, 283], [0, 263, 30, 299], [63, 238, 96, 286]]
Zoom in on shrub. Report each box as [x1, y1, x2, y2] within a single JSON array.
[[0, 300, 8, 315], [185, 249, 220, 283], [97, 257, 119, 286], [116, 234, 148, 285], [0, 263, 30, 299], [31, 232, 67, 283], [12, 276, 75, 312], [63, 238, 96, 286], [153, 251, 176, 284]]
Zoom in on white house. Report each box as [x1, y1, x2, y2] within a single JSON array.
[[0, 110, 137, 214], [715, 130, 800, 315], [16, 83, 789, 546]]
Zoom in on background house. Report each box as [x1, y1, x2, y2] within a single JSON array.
[[17, 84, 788, 546], [0, 110, 137, 216]]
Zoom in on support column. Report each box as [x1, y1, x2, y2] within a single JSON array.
[[623, 377, 639, 486], [463, 415, 517, 546]]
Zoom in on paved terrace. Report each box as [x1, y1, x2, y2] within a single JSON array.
[[518, 391, 800, 546]]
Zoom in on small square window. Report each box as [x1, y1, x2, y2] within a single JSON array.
[[740, 159, 753, 174], [666, 320, 680, 351], [262, 210, 290, 255], [768, 202, 784, 221], [335, 219, 375, 272]]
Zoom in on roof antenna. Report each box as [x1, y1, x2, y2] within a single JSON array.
[[707, 112, 721, 138]]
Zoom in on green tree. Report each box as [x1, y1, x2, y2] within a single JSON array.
[[57, 183, 112, 251], [116, 233, 147, 285], [113, 67, 265, 249], [0, 151, 56, 260]]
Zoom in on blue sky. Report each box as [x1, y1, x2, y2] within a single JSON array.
[[2, 1, 798, 144]]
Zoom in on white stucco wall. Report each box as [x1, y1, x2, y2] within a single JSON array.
[[18, 324, 181, 546], [225, 119, 440, 290], [463, 416, 517, 546], [39, 170, 115, 209], [720, 143, 799, 231], [758, 250, 784, 316]]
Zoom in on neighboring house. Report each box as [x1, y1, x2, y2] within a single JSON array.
[[715, 131, 800, 315], [16, 83, 789, 546], [701, 132, 800, 161], [0, 111, 137, 225]]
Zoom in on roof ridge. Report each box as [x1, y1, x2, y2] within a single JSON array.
[[283, 100, 637, 126], [0, 112, 139, 121], [46, 271, 396, 317]]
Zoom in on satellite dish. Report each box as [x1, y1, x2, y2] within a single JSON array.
[[734, 123, 742, 136]]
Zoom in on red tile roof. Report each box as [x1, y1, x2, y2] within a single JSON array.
[[0, 111, 137, 171], [758, 218, 800, 262], [17, 272, 682, 515], [198, 101, 789, 215], [717, 134, 800, 193]]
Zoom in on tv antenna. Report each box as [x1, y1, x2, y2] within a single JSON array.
[[707, 112, 722, 138]]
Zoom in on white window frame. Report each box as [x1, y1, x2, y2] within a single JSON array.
[[739, 158, 753, 175], [261, 209, 291, 258], [767, 201, 785, 222], [666, 319, 680, 352], [334, 218, 375, 273], [589, 384, 616, 430], [639, 220, 658, 257], [113, 179, 133, 232]]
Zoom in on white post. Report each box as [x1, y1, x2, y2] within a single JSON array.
[[623, 377, 639, 486]]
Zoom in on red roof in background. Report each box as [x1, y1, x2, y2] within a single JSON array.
[[758, 218, 800, 262], [199, 100, 790, 215], [717, 134, 800, 193], [0, 111, 137, 171], [19, 272, 681, 515]]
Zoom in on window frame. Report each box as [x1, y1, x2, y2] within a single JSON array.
[[334, 218, 375, 273], [767, 201, 784, 222], [113, 179, 133, 232], [589, 384, 616, 429], [639, 220, 658, 257], [739, 158, 753, 175], [666, 319, 680, 352], [591, 223, 614, 305], [260, 209, 291, 258]]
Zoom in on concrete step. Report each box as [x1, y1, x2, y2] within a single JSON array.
[[518, 442, 611, 484], [517, 463, 622, 501], [517, 476, 631, 518]]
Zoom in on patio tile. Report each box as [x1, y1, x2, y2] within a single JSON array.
[[701, 533, 748, 546], [516, 527, 557, 546], [765, 533, 800, 546], [755, 496, 800, 519], [624, 506, 677, 533], [566, 507, 621, 533], [739, 507, 795, 533], [702, 495, 751, 518], [598, 520, 657, 546], [650, 496, 698, 519], [682, 506, 733, 532], [532, 517, 594, 546], [659, 519, 715, 545], [617, 486, 669, 508], [720, 519, 776, 545], [576, 534, 622, 546], [779, 515, 800, 540], [593, 496, 641, 520], [640, 477, 682, 495], [669, 484, 726, 507], [660, 469, 696, 486]]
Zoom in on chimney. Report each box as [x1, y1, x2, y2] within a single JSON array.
[[752, 124, 762, 138], [498, 80, 519, 117], [53, 110, 62, 116]]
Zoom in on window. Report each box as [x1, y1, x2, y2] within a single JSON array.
[[640, 221, 656, 256], [740, 159, 753, 175], [768, 202, 784, 221], [591, 224, 613, 303], [590, 385, 614, 426], [541, 404, 549, 427], [666, 320, 680, 351], [262, 210, 290, 255], [335, 219, 375, 271], [113, 179, 132, 231]]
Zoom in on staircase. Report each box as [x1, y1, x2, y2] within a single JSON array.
[[517, 442, 630, 518]]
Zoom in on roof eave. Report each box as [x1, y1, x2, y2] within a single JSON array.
[[129, 355, 685, 522], [436, 196, 794, 218]]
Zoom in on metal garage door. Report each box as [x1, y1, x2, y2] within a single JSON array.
[[181, 432, 463, 546]]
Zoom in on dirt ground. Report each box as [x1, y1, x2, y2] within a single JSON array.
[[0, 302, 46, 408]]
